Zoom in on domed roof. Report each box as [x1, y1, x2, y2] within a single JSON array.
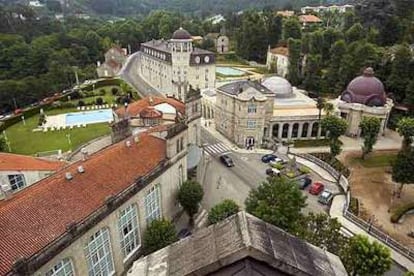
[[340, 67, 386, 106], [172, 27, 192, 40], [139, 106, 162, 119], [261, 76, 294, 98]]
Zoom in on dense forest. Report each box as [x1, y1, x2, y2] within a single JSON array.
[[1, 0, 349, 16], [0, 0, 413, 113]]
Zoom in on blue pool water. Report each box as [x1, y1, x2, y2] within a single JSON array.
[[65, 109, 113, 126], [216, 67, 246, 76]]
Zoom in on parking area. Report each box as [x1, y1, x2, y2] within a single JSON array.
[[229, 152, 340, 215]]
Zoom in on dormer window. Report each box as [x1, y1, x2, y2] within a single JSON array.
[[8, 174, 26, 191]]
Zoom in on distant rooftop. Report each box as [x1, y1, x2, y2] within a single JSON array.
[[0, 153, 64, 171], [128, 212, 347, 276]]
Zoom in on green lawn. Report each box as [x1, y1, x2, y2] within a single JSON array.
[[294, 139, 330, 148], [4, 107, 111, 155], [351, 153, 397, 168]]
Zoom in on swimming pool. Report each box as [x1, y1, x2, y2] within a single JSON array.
[[65, 109, 114, 126], [216, 67, 246, 76]]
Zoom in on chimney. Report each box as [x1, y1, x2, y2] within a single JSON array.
[[149, 96, 154, 105], [134, 135, 140, 143], [81, 147, 88, 161], [126, 140, 131, 147], [77, 165, 85, 173], [65, 172, 73, 180], [0, 183, 12, 200]]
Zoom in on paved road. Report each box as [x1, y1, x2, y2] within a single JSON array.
[[200, 127, 333, 215], [119, 52, 163, 98]]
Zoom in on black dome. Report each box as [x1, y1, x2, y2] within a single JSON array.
[[172, 27, 192, 40]]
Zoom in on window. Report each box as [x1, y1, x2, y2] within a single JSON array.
[[46, 258, 74, 276], [178, 165, 184, 186], [84, 228, 115, 276], [8, 174, 26, 191], [247, 120, 256, 129], [247, 104, 257, 113], [180, 137, 184, 151], [176, 139, 180, 154], [145, 185, 161, 223], [118, 205, 140, 259]]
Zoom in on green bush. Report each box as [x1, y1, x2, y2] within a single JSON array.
[[0, 104, 53, 132], [299, 166, 310, 174], [286, 171, 296, 178], [310, 152, 350, 177], [391, 202, 414, 223], [143, 219, 178, 255], [99, 89, 106, 95], [271, 162, 284, 170], [208, 199, 240, 225]]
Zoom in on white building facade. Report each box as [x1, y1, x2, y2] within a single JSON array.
[[139, 28, 216, 101]]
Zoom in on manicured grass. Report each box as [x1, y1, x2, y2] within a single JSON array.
[[351, 153, 397, 168], [4, 107, 111, 155], [294, 139, 330, 148]]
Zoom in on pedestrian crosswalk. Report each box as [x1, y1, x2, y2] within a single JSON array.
[[203, 143, 231, 156]]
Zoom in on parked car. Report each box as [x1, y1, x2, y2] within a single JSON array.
[[297, 177, 312, 190], [269, 157, 284, 166], [220, 155, 234, 167], [261, 154, 278, 163], [265, 168, 281, 177], [318, 190, 334, 205], [309, 182, 324, 195]]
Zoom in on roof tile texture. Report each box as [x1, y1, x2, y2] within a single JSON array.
[[0, 134, 166, 275], [0, 153, 64, 171], [116, 96, 185, 118]]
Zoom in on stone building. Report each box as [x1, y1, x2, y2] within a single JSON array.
[[139, 28, 216, 100], [266, 46, 289, 77], [127, 212, 348, 276], [97, 47, 127, 78], [214, 77, 326, 149], [0, 123, 190, 276], [336, 67, 393, 137], [0, 153, 64, 199], [205, 33, 230, 53]]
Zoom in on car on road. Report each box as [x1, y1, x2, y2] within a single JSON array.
[[318, 190, 334, 205], [309, 182, 324, 195], [220, 155, 234, 167], [265, 168, 281, 177], [269, 157, 285, 166], [261, 154, 278, 163], [178, 228, 192, 239], [297, 177, 312, 190]]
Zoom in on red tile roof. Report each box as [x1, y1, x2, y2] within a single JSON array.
[[0, 153, 64, 171], [0, 134, 166, 275], [116, 96, 185, 118], [269, 47, 289, 56], [299, 14, 322, 23], [140, 106, 163, 119]]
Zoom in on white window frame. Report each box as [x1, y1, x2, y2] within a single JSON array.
[[84, 228, 115, 276], [118, 204, 140, 261], [247, 120, 256, 129], [45, 258, 74, 276], [247, 103, 257, 113], [145, 185, 161, 223], [8, 174, 26, 191]]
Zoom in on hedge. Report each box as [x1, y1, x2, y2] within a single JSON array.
[[391, 202, 414, 223], [310, 152, 351, 177], [0, 104, 53, 132]]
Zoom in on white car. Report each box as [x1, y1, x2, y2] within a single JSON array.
[[269, 158, 284, 166]]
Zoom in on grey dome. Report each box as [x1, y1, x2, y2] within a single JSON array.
[[261, 76, 294, 98], [172, 27, 192, 40]]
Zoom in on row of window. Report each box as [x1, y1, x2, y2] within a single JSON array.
[[45, 185, 162, 276]]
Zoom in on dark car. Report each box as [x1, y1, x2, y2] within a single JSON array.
[[297, 177, 312, 190], [261, 154, 278, 163], [220, 155, 234, 167], [178, 228, 192, 239]]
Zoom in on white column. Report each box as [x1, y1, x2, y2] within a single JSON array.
[[307, 122, 313, 138], [288, 123, 293, 139], [278, 124, 283, 139], [317, 126, 322, 139], [298, 123, 303, 139]]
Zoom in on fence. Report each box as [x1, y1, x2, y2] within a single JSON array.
[[292, 152, 414, 263]]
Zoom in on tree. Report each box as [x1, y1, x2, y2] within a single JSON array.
[[142, 219, 178, 255], [404, 79, 414, 106], [345, 23, 365, 43], [392, 150, 414, 197], [0, 135, 7, 152], [387, 44, 412, 102], [282, 17, 302, 40], [359, 117, 381, 159], [177, 180, 204, 224], [396, 117, 414, 150], [323, 102, 334, 115], [298, 213, 347, 256], [245, 176, 307, 233], [326, 40, 347, 93], [341, 235, 392, 276], [287, 38, 302, 86], [321, 115, 348, 159], [208, 199, 240, 225], [316, 97, 325, 121], [302, 54, 322, 92]]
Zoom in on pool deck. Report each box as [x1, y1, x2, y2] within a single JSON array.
[[43, 109, 114, 130]]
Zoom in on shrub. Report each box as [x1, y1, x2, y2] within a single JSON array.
[[177, 180, 204, 223], [111, 87, 119, 96], [38, 113, 46, 126], [208, 199, 239, 225], [78, 100, 85, 107], [99, 89, 106, 96], [299, 166, 310, 174], [310, 152, 350, 177], [271, 162, 284, 170], [390, 202, 414, 223], [96, 97, 104, 105], [286, 171, 296, 178], [143, 219, 178, 255]]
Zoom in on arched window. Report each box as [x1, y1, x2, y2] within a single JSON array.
[[84, 228, 115, 276], [282, 123, 289, 138], [292, 123, 299, 138], [272, 124, 279, 138], [311, 122, 319, 137], [118, 204, 140, 259], [302, 123, 309, 137], [46, 258, 74, 276]]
